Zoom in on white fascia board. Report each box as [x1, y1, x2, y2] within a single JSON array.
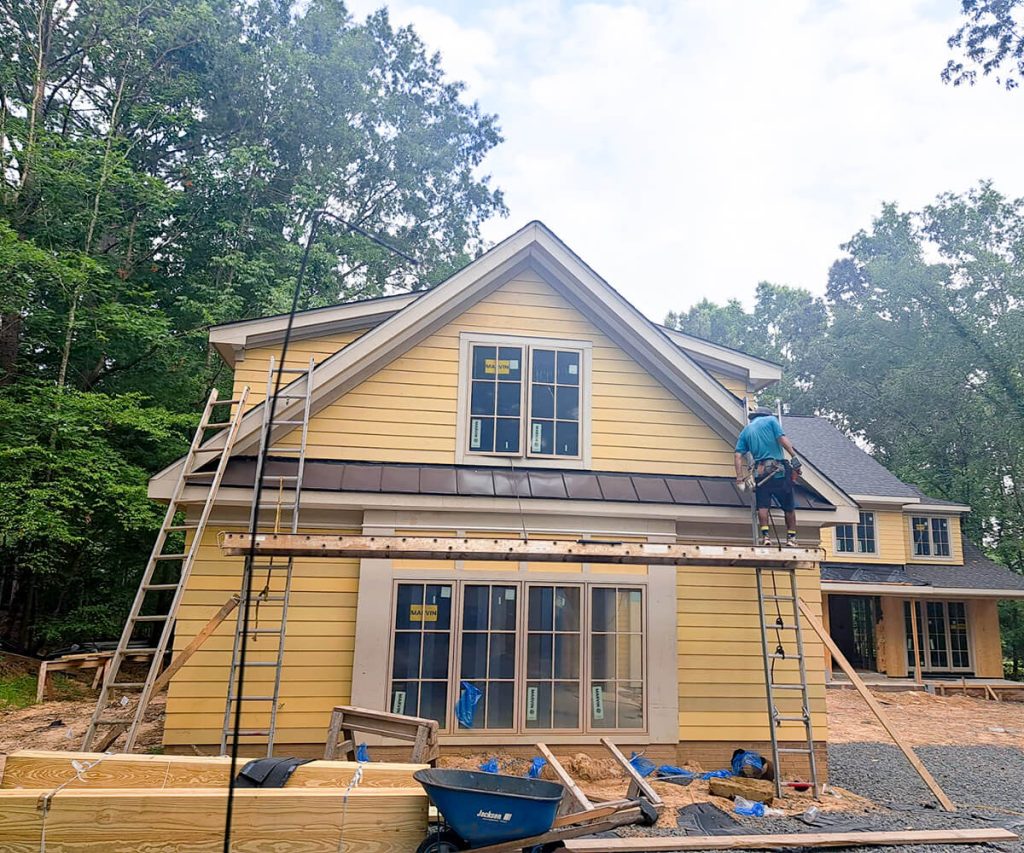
[[821, 581, 1024, 599], [208, 293, 418, 365], [849, 494, 922, 506], [912, 503, 970, 513], [661, 328, 783, 391]]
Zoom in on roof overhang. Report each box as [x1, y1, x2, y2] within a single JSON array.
[[848, 494, 970, 513], [660, 328, 783, 392], [822, 581, 1024, 599], [208, 293, 418, 365]]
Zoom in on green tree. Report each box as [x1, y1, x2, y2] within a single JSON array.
[[944, 0, 1024, 90], [0, 0, 505, 649]]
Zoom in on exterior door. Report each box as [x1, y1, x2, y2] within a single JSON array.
[[904, 601, 971, 673]]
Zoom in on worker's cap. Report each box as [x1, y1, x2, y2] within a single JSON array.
[[748, 406, 774, 420]]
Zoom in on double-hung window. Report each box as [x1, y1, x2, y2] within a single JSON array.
[[462, 336, 588, 464], [388, 580, 645, 734], [835, 512, 876, 555], [911, 516, 951, 558]]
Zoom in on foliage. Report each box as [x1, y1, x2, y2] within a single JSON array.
[[665, 282, 827, 408], [0, 674, 39, 709], [0, 0, 505, 650], [666, 182, 1024, 676], [944, 0, 1024, 90]]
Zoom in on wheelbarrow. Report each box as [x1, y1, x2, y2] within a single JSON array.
[[413, 739, 663, 853]]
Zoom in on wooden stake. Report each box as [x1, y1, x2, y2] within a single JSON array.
[[562, 828, 1018, 851], [908, 599, 923, 685], [797, 599, 956, 812]]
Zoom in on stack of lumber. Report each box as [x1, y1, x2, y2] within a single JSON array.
[[0, 750, 428, 852]]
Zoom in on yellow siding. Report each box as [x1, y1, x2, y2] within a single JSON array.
[[819, 509, 907, 564], [233, 332, 365, 410], [708, 370, 747, 400], [163, 526, 360, 747], [676, 565, 827, 742], [258, 270, 736, 476]]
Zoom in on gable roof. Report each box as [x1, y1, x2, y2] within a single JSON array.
[[151, 222, 855, 512], [659, 328, 782, 392], [783, 416, 927, 501]]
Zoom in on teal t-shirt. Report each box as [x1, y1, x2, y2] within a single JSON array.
[[735, 416, 785, 463]]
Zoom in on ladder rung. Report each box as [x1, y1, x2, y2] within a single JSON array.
[[94, 717, 129, 725], [774, 714, 810, 723], [767, 653, 801, 660], [132, 614, 169, 622], [110, 682, 146, 689], [241, 662, 281, 668], [234, 729, 272, 736], [143, 584, 179, 591], [166, 524, 199, 532], [276, 367, 310, 374], [770, 684, 805, 691], [261, 475, 298, 480], [777, 747, 813, 754], [763, 595, 795, 602], [272, 419, 306, 426], [266, 446, 302, 453], [232, 696, 275, 702], [762, 623, 798, 631], [153, 554, 187, 560], [210, 398, 245, 405], [183, 471, 215, 478], [241, 595, 287, 604], [246, 628, 283, 635], [124, 647, 160, 655]]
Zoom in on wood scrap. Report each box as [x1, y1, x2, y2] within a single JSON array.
[[562, 828, 1018, 851], [707, 776, 774, 804], [798, 599, 957, 813], [0, 750, 424, 790]]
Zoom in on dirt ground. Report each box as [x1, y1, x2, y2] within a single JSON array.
[[826, 687, 1024, 749]]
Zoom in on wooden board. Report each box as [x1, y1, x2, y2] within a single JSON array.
[[0, 750, 425, 790], [797, 599, 956, 812], [220, 533, 819, 568], [562, 828, 1019, 851], [0, 786, 427, 852]]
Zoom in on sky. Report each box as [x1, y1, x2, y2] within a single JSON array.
[[346, 0, 1024, 321]]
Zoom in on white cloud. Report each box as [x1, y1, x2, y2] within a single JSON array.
[[346, 0, 1024, 320]]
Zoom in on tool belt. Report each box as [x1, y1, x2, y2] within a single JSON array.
[[754, 459, 789, 483]]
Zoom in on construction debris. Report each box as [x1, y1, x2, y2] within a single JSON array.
[[707, 776, 776, 805]]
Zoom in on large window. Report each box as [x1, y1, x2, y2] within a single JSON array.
[[911, 517, 951, 558], [463, 338, 586, 462], [835, 512, 876, 555], [388, 580, 645, 734], [904, 600, 971, 672]]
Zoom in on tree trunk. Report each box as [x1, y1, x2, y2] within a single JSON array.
[[0, 312, 22, 384]]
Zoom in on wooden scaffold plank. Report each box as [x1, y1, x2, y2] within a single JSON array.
[[219, 533, 820, 568], [0, 750, 424, 790], [0, 786, 428, 853]]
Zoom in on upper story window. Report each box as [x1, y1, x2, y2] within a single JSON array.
[[459, 334, 591, 466], [911, 516, 951, 558], [835, 512, 876, 555]]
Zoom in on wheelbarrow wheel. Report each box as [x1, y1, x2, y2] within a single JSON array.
[[416, 828, 465, 853]]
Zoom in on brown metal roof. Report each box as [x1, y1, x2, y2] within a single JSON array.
[[214, 458, 834, 510]]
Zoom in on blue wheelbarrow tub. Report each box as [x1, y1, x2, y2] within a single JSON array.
[[414, 768, 565, 847]]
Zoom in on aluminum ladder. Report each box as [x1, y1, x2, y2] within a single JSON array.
[[754, 565, 821, 798], [220, 355, 314, 757], [82, 386, 251, 752]]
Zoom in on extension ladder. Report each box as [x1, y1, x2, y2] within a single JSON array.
[[82, 386, 251, 752], [754, 565, 821, 798], [219, 356, 314, 757]]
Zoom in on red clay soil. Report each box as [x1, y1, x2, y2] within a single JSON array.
[[826, 688, 1024, 749]]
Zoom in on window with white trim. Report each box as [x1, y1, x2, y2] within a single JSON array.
[[911, 516, 951, 558], [465, 341, 585, 460], [388, 580, 645, 734], [835, 512, 877, 554]]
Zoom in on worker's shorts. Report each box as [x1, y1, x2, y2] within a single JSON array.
[[755, 469, 795, 512]]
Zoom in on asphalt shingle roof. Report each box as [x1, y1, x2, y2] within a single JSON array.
[[823, 540, 1024, 593], [782, 416, 921, 499]]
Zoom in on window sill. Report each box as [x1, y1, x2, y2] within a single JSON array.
[[437, 732, 653, 745]]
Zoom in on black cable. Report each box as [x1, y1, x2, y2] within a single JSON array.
[[319, 209, 421, 267], [223, 211, 322, 852]]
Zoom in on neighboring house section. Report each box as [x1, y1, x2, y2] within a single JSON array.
[[784, 416, 1024, 681], [150, 222, 860, 770]]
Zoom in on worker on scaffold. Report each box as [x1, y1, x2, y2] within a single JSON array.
[[734, 406, 803, 547]]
